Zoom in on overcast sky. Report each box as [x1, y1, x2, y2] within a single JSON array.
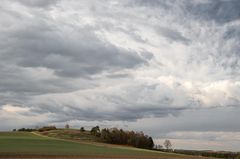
[[1, 0, 240, 151]]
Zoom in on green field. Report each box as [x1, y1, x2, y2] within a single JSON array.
[[0, 131, 212, 159]]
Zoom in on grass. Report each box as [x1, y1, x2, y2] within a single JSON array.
[[0, 131, 213, 158]]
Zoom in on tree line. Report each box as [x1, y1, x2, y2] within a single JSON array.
[[90, 126, 154, 149], [14, 126, 57, 132], [173, 149, 240, 159]]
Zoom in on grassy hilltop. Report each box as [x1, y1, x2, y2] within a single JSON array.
[[0, 130, 214, 159]]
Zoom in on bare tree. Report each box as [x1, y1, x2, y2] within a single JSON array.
[[164, 139, 172, 150]]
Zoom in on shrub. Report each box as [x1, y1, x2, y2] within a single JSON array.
[[38, 126, 57, 132]]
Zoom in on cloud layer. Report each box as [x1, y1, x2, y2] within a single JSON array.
[[0, 0, 240, 151]]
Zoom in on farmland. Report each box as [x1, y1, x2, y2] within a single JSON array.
[[0, 131, 215, 159]]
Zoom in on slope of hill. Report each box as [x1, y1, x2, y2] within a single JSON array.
[[39, 129, 103, 142], [0, 131, 215, 159]]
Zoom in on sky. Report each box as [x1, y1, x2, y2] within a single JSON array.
[[0, 0, 240, 152]]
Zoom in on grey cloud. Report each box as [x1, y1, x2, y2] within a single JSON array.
[[127, 0, 175, 9], [16, 35, 146, 78], [0, 93, 29, 107], [223, 27, 240, 39], [188, 0, 240, 24], [13, 0, 60, 8], [0, 0, 150, 116], [140, 52, 154, 60], [25, 82, 194, 122], [0, 8, 148, 79], [160, 106, 240, 134], [128, 106, 240, 141], [0, 67, 53, 94], [106, 73, 130, 79], [29, 102, 186, 122], [116, 27, 148, 43], [0, 64, 94, 96], [128, 0, 240, 24], [156, 27, 190, 44]]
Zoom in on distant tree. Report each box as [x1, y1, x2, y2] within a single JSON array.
[[101, 128, 110, 141], [80, 127, 85, 132], [164, 139, 172, 150], [91, 126, 100, 137], [65, 124, 70, 129], [147, 137, 154, 149], [18, 128, 36, 132], [12, 129, 16, 131]]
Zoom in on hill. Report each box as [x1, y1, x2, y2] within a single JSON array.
[[39, 128, 103, 142], [0, 131, 215, 159]]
